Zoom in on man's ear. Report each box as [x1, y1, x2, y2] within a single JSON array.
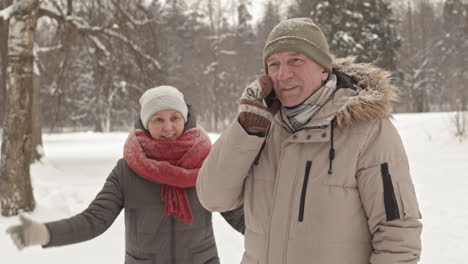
[[321, 70, 330, 82]]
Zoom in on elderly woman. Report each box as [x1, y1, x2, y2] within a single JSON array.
[[6, 85, 244, 264]]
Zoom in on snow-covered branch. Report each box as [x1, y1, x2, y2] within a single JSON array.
[[37, 7, 161, 70], [38, 6, 62, 21], [139, 0, 155, 9], [35, 44, 63, 53], [87, 35, 110, 57], [0, 4, 14, 20], [80, 26, 161, 69], [111, 0, 158, 27], [219, 50, 237, 56]]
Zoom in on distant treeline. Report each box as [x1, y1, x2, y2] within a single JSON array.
[[0, 0, 466, 132]]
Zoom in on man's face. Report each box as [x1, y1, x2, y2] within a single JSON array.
[[266, 51, 329, 107]]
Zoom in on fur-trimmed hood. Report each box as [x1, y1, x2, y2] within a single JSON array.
[[274, 57, 399, 129], [332, 57, 399, 127]]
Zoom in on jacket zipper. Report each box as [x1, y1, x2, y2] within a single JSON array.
[[298, 161, 312, 222]]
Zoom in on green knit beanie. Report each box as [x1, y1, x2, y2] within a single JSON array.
[[263, 18, 332, 73]]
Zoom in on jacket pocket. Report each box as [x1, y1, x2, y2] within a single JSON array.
[[398, 181, 422, 219], [125, 252, 154, 264], [241, 252, 259, 264], [191, 237, 219, 264], [126, 206, 165, 252], [244, 172, 274, 234], [298, 161, 312, 222]]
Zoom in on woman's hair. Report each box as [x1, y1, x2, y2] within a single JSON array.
[[135, 104, 196, 133]]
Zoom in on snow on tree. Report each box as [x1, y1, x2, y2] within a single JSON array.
[[287, 0, 400, 71], [0, 0, 38, 216], [396, 0, 442, 112], [257, 0, 280, 56], [35, 0, 163, 131], [0, 0, 12, 126], [287, 0, 316, 18], [394, 0, 467, 113], [442, 0, 468, 111]]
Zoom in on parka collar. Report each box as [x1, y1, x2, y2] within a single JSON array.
[[273, 56, 398, 130]]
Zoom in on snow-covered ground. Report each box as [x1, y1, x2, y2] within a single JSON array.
[[0, 112, 467, 263]]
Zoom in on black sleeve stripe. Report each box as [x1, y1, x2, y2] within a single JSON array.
[[381, 163, 400, 221]]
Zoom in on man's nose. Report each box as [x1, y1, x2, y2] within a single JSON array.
[[277, 64, 293, 81]]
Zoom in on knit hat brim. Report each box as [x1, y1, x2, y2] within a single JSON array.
[[140, 96, 188, 129], [263, 36, 333, 73]]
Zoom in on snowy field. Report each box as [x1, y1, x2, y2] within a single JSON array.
[[0, 112, 467, 264]]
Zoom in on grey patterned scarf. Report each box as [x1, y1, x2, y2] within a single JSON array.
[[283, 73, 337, 131]]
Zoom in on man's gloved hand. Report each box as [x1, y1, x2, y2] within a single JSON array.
[[6, 213, 50, 250], [238, 75, 281, 136]]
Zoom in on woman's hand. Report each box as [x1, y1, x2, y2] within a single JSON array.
[[6, 213, 50, 250]]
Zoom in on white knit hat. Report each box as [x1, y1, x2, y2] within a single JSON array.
[[139, 85, 188, 129]]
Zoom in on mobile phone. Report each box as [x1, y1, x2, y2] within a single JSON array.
[[264, 89, 277, 108]]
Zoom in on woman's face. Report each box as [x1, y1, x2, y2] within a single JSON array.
[[147, 109, 185, 140]]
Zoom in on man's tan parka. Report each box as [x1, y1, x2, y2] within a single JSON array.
[[197, 57, 422, 264]]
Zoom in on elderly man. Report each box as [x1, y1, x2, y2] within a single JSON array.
[[197, 18, 422, 264]]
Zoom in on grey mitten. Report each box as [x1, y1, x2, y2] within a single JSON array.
[[6, 213, 50, 250]]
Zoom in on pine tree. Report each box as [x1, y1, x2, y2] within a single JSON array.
[[257, 1, 281, 49], [442, 0, 468, 110], [397, 0, 443, 112], [312, 0, 400, 70], [237, 2, 253, 40], [232, 1, 257, 116], [287, 0, 317, 18]]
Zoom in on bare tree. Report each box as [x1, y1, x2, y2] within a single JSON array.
[[0, 0, 13, 127], [31, 63, 42, 162], [37, 0, 162, 132], [452, 111, 468, 141], [0, 0, 39, 216], [395, 0, 444, 112], [442, 0, 468, 112]]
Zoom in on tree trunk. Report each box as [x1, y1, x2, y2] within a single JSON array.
[[103, 85, 118, 133], [0, 0, 12, 126], [94, 89, 104, 132], [31, 71, 43, 162], [0, 0, 39, 216], [93, 55, 106, 132]]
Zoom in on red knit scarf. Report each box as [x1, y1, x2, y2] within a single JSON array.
[[123, 128, 211, 224]]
